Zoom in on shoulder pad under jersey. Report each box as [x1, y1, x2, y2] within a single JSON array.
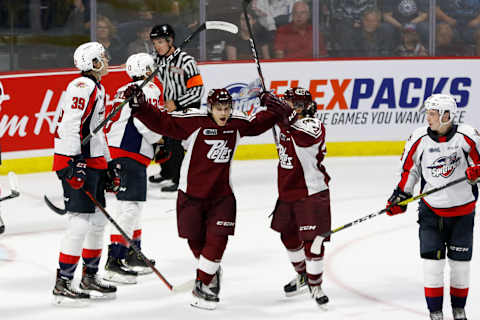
[[291, 117, 323, 138], [457, 123, 478, 138], [68, 76, 96, 96], [409, 126, 428, 141]]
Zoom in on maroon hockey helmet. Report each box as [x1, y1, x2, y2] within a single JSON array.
[[207, 88, 232, 113], [283, 87, 316, 117]]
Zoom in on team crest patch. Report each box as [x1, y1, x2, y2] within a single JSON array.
[[75, 81, 87, 88], [427, 152, 460, 178]]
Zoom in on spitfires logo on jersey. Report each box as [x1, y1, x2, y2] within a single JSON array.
[[205, 140, 232, 163], [427, 152, 460, 178]]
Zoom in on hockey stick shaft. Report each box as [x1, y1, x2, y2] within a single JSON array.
[[0, 172, 20, 202], [311, 176, 468, 254], [242, 0, 279, 148], [81, 188, 174, 291], [82, 21, 238, 146]]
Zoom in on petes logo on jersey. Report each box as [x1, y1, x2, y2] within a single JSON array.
[[278, 145, 293, 169], [427, 152, 460, 178], [205, 140, 232, 163]]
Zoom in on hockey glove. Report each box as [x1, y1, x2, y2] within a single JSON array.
[[124, 84, 146, 113], [105, 162, 122, 194], [386, 188, 412, 216], [65, 156, 87, 190], [466, 164, 480, 184], [154, 143, 172, 164], [260, 91, 297, 126]]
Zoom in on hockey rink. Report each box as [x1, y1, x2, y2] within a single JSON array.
[[0, 156, 478, 320]]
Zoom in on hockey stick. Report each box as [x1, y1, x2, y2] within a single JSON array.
[[44, 195, 67, 215], [311, 176, 469, 254], [0, 172, 20, 202], [242, 0, 279, 148], [82, 21, 238, 146]]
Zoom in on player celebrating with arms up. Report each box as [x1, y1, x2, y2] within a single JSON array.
[[262, 88, 331, 306], [386, 94, 479, 320], [123, 85, 295, 310]]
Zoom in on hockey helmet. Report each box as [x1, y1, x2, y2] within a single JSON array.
[[207, 88, 232, 113], [73, 42, 106, 72], [283, 87, 316, 117], [423, 93, 457, 125], [150, 24, 175, 40], [126, 53, 155, 79]]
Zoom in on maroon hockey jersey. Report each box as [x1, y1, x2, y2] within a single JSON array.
[[134, 107, 278, 199]]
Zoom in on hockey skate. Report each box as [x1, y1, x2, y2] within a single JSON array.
[[284, 272, 308, 297], [191, 279, 219, 310], [430, 310, 443, 320], [80, 265, 117, 299], [161, 181, 178, 192], [103, 255, 138, 284], [452, 308, 467, 320], [309, 285, 329, 308], [125, 247, 155, 275], [209, 266, 222, 295], [148, 174, 168, 184], [52, 269, 90, 307]]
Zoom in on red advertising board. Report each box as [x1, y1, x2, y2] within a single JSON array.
[[0, 68, 162, 154]]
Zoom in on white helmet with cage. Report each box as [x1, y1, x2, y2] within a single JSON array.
[[126, 53, 155, 79], [423, 93, 457, 125], [73, 42, 106, 72]]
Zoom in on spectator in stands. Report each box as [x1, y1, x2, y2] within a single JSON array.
[[328, 0, 377, 56], [127, 22, 155, 56], [382, 0, 429, 47], [394, 23, 428, 56], [435, 22, 471, 56], [274, 1, 327, 59], [252, 0, 297, 41], [436, 0, 480, 56], [351, 9, 393, 57], [96, 15, 126, 66], [225, 11, 271, 61]]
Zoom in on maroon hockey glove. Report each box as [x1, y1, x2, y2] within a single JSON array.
[[124, 84, 147, 113], [260, 92, 297, 126], [154, 144, 172, 164], [65, 156, 87, 190], [105, 163, 122, 194], [466, 164, 480, 184], [386, 188, 411, 216]]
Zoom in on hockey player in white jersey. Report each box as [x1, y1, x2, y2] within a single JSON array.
[[52, 42, 117, 305], [103, 53, 162, 283], [386, 94, 480, 320], [262, 87, 331, 306]]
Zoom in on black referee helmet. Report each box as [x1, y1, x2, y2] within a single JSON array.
[[150, 24, 175, 40]]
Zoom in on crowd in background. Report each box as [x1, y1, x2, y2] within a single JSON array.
[[1, 0, 480, 71]]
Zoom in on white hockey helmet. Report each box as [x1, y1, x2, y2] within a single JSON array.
[[73, 42, 106, 72], [125, 53, 155, 79], [423, 93, 457, 125]]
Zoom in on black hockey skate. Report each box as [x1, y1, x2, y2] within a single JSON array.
[[125, 247, 155, 275], [453, 308, 467, 320], [284, 272, 308, 297], [209, 266, 222, 295], [104, 255, 138, 284], [430, 310, 443, 320], [52, 269, 90, 306], [80, 265, 117, 299], [161, 182, 178, 192], [148, 174, 167, 184], [309, 285, 329, 307], [191, 279, 219, 310]]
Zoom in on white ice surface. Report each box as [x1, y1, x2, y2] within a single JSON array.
[[0, 157, 478, 320]]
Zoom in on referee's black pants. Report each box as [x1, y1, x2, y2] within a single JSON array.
[[160, 136, 184, 185]]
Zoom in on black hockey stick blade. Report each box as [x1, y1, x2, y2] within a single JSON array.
[[0, 172, 20, 202], [44, 195, 67, 215]]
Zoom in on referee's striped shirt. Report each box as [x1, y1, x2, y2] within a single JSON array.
[[156, 50, 204, 110]]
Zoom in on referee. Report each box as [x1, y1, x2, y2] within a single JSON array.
[[148, 24, 204, 192]]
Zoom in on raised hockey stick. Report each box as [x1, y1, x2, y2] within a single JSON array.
[[0, 172, 20, 202], [82, 20, 238, 146], [311, 176, 469, 254], [242, 0, 279, 148]]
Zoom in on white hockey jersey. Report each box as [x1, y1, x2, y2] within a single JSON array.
[[105, 80, 162, 166], [397, 124, 480, 217], [53, 75, 108, 171]]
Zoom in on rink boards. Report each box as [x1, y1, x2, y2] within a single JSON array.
[[1, 58, 479, 174]]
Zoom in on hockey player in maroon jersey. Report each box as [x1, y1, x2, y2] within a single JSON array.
[[102, 53, 162, 284], [386, 94, 480, 320], [123, 85, 295, 310], [262, 87, 331, 306], [51, 42, 117, 305]]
